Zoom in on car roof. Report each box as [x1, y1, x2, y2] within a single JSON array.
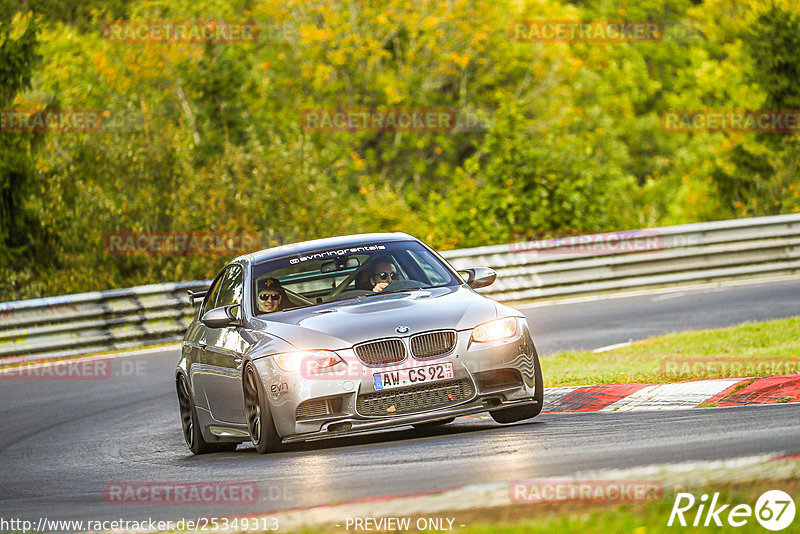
[[239, 232, 419, 265]]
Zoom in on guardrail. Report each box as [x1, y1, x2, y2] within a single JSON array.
[[1, 213, 799, 362], [0, 281, 209, 363], [441, 213, 800, 302]]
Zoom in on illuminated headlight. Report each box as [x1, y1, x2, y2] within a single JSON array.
[[273, 350, 343, 374], [471, 317, 518, 343]]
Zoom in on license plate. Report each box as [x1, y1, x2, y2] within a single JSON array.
[[373, 362, 455, 390]]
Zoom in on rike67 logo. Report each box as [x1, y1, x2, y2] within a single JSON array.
[[668, 490, 796, 531]]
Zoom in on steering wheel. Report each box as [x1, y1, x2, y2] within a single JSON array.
[[380, 279, 425, 292]]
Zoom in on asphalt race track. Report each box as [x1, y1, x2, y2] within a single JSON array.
[[1, 278, 800, 525]]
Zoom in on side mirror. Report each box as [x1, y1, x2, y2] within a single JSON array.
[[201, 304, 242, 329], [458, 267, 497, 289]]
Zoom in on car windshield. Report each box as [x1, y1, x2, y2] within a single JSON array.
[[251, 240, 460, 315]]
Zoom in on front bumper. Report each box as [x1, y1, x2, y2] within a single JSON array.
[[281, 396, 539, 443], [252, 319, 539, 441]]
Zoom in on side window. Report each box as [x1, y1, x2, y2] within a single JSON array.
[[213, 266, 244, 311]]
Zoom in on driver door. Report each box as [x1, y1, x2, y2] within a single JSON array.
[[201, 265, 249, 425]]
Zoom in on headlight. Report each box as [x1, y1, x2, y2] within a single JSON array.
[[471, 317, 518, 343], [273, 350, 343, 374]]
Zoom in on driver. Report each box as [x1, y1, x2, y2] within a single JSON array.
[[257, 277, 290, 313], [368, 257, 399, 293]]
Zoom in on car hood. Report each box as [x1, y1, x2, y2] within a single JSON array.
[[247, 285, 502, 351]]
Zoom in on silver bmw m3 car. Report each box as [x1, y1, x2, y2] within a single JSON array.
[[176, 233, 543, 454]]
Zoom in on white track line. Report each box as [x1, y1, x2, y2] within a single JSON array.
[[591, 341, 634, 353]]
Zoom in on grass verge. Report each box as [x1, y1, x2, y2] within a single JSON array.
[[541, 316, 800, 387]]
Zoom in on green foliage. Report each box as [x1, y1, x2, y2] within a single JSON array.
[[0, 0, 799, 300], [700, 1, 800, 217], [0, 12, 41, 275], [746, 6, 800, 111], [0, 0, 130, 30]]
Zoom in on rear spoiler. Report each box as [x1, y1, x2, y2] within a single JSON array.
[[187, 289, 208, 304]]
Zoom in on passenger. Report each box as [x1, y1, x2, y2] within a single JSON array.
[[257, 277, 291, 313]]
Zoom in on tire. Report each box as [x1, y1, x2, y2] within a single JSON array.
[[412, 417, 456, 429], [489, 353, 544, 424], [243, 363, 282, 454], [176, 374, 237, 454]]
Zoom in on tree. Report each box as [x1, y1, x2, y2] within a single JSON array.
[[0, 12, 40, 270]]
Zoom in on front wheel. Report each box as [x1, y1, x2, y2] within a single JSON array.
[[243, 363, 282, 454], [489, 353, 544, 424], [177, 374, 237, 454]]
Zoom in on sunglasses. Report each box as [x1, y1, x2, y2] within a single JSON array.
[[375, 271, 398, 281], [258, 293, 282, 301]]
